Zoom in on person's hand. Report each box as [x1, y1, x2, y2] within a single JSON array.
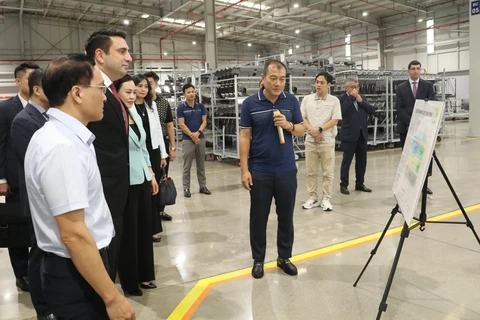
[[151, 177, 159, 195], [314, 133, 324, 142], [273, 113, 290, 130], [193, 137, 201, 145], [308, 128, 320, 138], [106, 294, 135, 320], [191, 131, 200, 139], [241, 170, 253, 191], [169, 149, 176, 161], [0, 183, 9, 196], [160, 159, 167, 168]]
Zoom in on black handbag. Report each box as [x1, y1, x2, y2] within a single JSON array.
[[0, 202, 30, 248], [158, 167, 177, 207]]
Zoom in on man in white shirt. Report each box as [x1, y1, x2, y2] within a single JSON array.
[[0, 62, 39, 293], [25, 54, 135, 320], [301, 72, 342, 211]]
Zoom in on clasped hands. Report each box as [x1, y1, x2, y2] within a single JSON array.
[[190, 131, 201, 145], [308, 128, 324, 142]]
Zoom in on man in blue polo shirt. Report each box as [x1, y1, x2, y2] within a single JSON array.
[[177, 84, 211, 197], [240, 60, 305, 279]]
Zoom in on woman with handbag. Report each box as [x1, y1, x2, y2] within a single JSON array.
[[114, 75, 159, 296], [132, 74, 168, 243]]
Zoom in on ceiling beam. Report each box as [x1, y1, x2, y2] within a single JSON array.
[[303, 0, 380, 26], [386, 0, 428, 13], [136, 0, 193, 35]]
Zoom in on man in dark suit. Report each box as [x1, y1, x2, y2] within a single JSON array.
[[85, 28, 132, 282], [0, 62, 39, 292], [396, 60, 435, 194], [11, 69, 54, 320], [338, 78, 375, 195]]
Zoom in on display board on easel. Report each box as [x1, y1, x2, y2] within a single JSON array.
[[393, 100, 446, 224]]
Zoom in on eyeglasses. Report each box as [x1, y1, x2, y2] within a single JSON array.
[[81, 85, 108, 94]]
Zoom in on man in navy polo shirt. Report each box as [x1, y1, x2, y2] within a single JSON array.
[[240, 60, 305, 279], [177, 84, 211, 197]]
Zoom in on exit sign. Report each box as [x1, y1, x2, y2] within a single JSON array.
[[473, 0, 480, 15]]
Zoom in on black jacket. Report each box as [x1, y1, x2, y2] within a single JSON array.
[[338, 93, 375, 142]]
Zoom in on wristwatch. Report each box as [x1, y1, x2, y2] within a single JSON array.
[[318, 127, 323, 133], [170, 147, 176, 151], [198, 129, 203, 134]]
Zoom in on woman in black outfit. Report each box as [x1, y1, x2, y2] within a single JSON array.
[[132, 74, 168, 242]]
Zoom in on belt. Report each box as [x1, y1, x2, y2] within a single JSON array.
[[45, 246, 108, 257]]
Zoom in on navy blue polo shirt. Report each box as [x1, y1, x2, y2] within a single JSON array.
[[240, 90, 303, 173], [177, 101, 206, 140]]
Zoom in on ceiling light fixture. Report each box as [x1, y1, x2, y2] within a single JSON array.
[[164, 52, 168, 56], [362, 12, 368, 17], [123, 20, 130, 25], [248, 43, 252, 47], [295, 29, 300, 34], [192, 41, 196, 45], [141, 14, 149, 18], [418, 18, 423, 22], [293, 3, 299, 8], [296, 45, 300, 49]]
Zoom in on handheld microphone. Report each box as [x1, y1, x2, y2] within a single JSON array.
[[272, 109, 285, 145]]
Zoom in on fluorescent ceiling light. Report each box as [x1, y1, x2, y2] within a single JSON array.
[[141, 14, 149, 18], [293, 3, 299, 8], [248, 43, 252, 47], [295, 29, 300, 34], [164, 52, 168, 56], [296, 45, 300, 49], [288, 48, 293, 55], [418, 18, 423, 22], [362, 12, 368, 17], [192, 41, 197, 45], [123, 20, 130, 25]]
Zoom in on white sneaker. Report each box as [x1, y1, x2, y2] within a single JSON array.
[[302, 199, 321, 209], [321, 198, 333, 211]]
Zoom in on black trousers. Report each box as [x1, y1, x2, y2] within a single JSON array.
[[41, 250, 109, 320], [249, 169, 297, 262], [159, 137, 171, 213], [29, 223, 49, 316], [6, 189, 29, 279], [148, 147, 163, 235], [118, 181, 155, 292], [400, 133, 407, 150], [340, 134, 368, 188]]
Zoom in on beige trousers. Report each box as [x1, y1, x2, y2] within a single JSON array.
[[305, 141, 335, 200]]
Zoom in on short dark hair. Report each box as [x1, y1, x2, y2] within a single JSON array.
[[113, 74, 134, 92], [28, 68, 44, 97], [14, 62, 40, 79], [263, 60, 287, 76], [43, 54, 95, 108], [182, 84, 195, 94], [144, 71, 159, 82], [132, 73, 153, 108], [85, 28, 127, 58], [315, 72, 333, 84], [408, 60, 421, 70]]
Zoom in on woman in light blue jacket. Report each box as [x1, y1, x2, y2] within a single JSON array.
[[114, 75, 159, 296]]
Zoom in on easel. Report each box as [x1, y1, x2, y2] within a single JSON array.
[[353, 151, 480, 320]]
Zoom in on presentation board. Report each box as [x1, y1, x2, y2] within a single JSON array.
[[393, 100, 446, 224]]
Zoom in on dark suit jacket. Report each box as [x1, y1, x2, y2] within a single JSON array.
[[338, 93, 375, 142], [10, 103, 47, 217], [87, 90, 129, 223], [0, 95, 23, 190], [395, 78, 435, 134]]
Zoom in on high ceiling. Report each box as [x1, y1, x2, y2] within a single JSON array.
[[0, 0, 469, 46]]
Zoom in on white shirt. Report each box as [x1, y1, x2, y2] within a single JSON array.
[[18, 93, 28, 108], [100, 70, 113, 92], [301, 93, 342, 144], [25, 108, 114, 258], [133, 101, 168, 158], [409, 78, 419, 95]]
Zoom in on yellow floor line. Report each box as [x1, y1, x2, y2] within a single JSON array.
[[167, 204, 480, 320]]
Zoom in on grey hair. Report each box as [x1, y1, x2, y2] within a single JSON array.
[[344, 78, 358, 86]]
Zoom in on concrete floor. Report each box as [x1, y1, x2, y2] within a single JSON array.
[[1, 120, 480, 320]]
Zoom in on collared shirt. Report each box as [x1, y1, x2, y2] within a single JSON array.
[[25, 108, 114, 258], [18, 93, 28, 108], [29, 100, 48, 120], [301, 93, 342, 144], [100, 70, 113, 93], [346, 93, 358, 111], [409, 78, 419, 95], [240, 89, 303, 173], [176, 101, 206, 140]]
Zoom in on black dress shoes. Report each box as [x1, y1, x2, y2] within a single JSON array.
[[355, 184, 372, 192], [139, 282, 157, 289], [426, 187, 433, 195], [340, 186, 350, 195], [38, 314, 57, 320], [251, 262, 264, 279], [184, 188, 191, 197], [277, 258, 298, 276], [124, 288, 143, 296], [16, 276, 30, 292], [200, 187, 211, 195], [160, 212, 173, 221]]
